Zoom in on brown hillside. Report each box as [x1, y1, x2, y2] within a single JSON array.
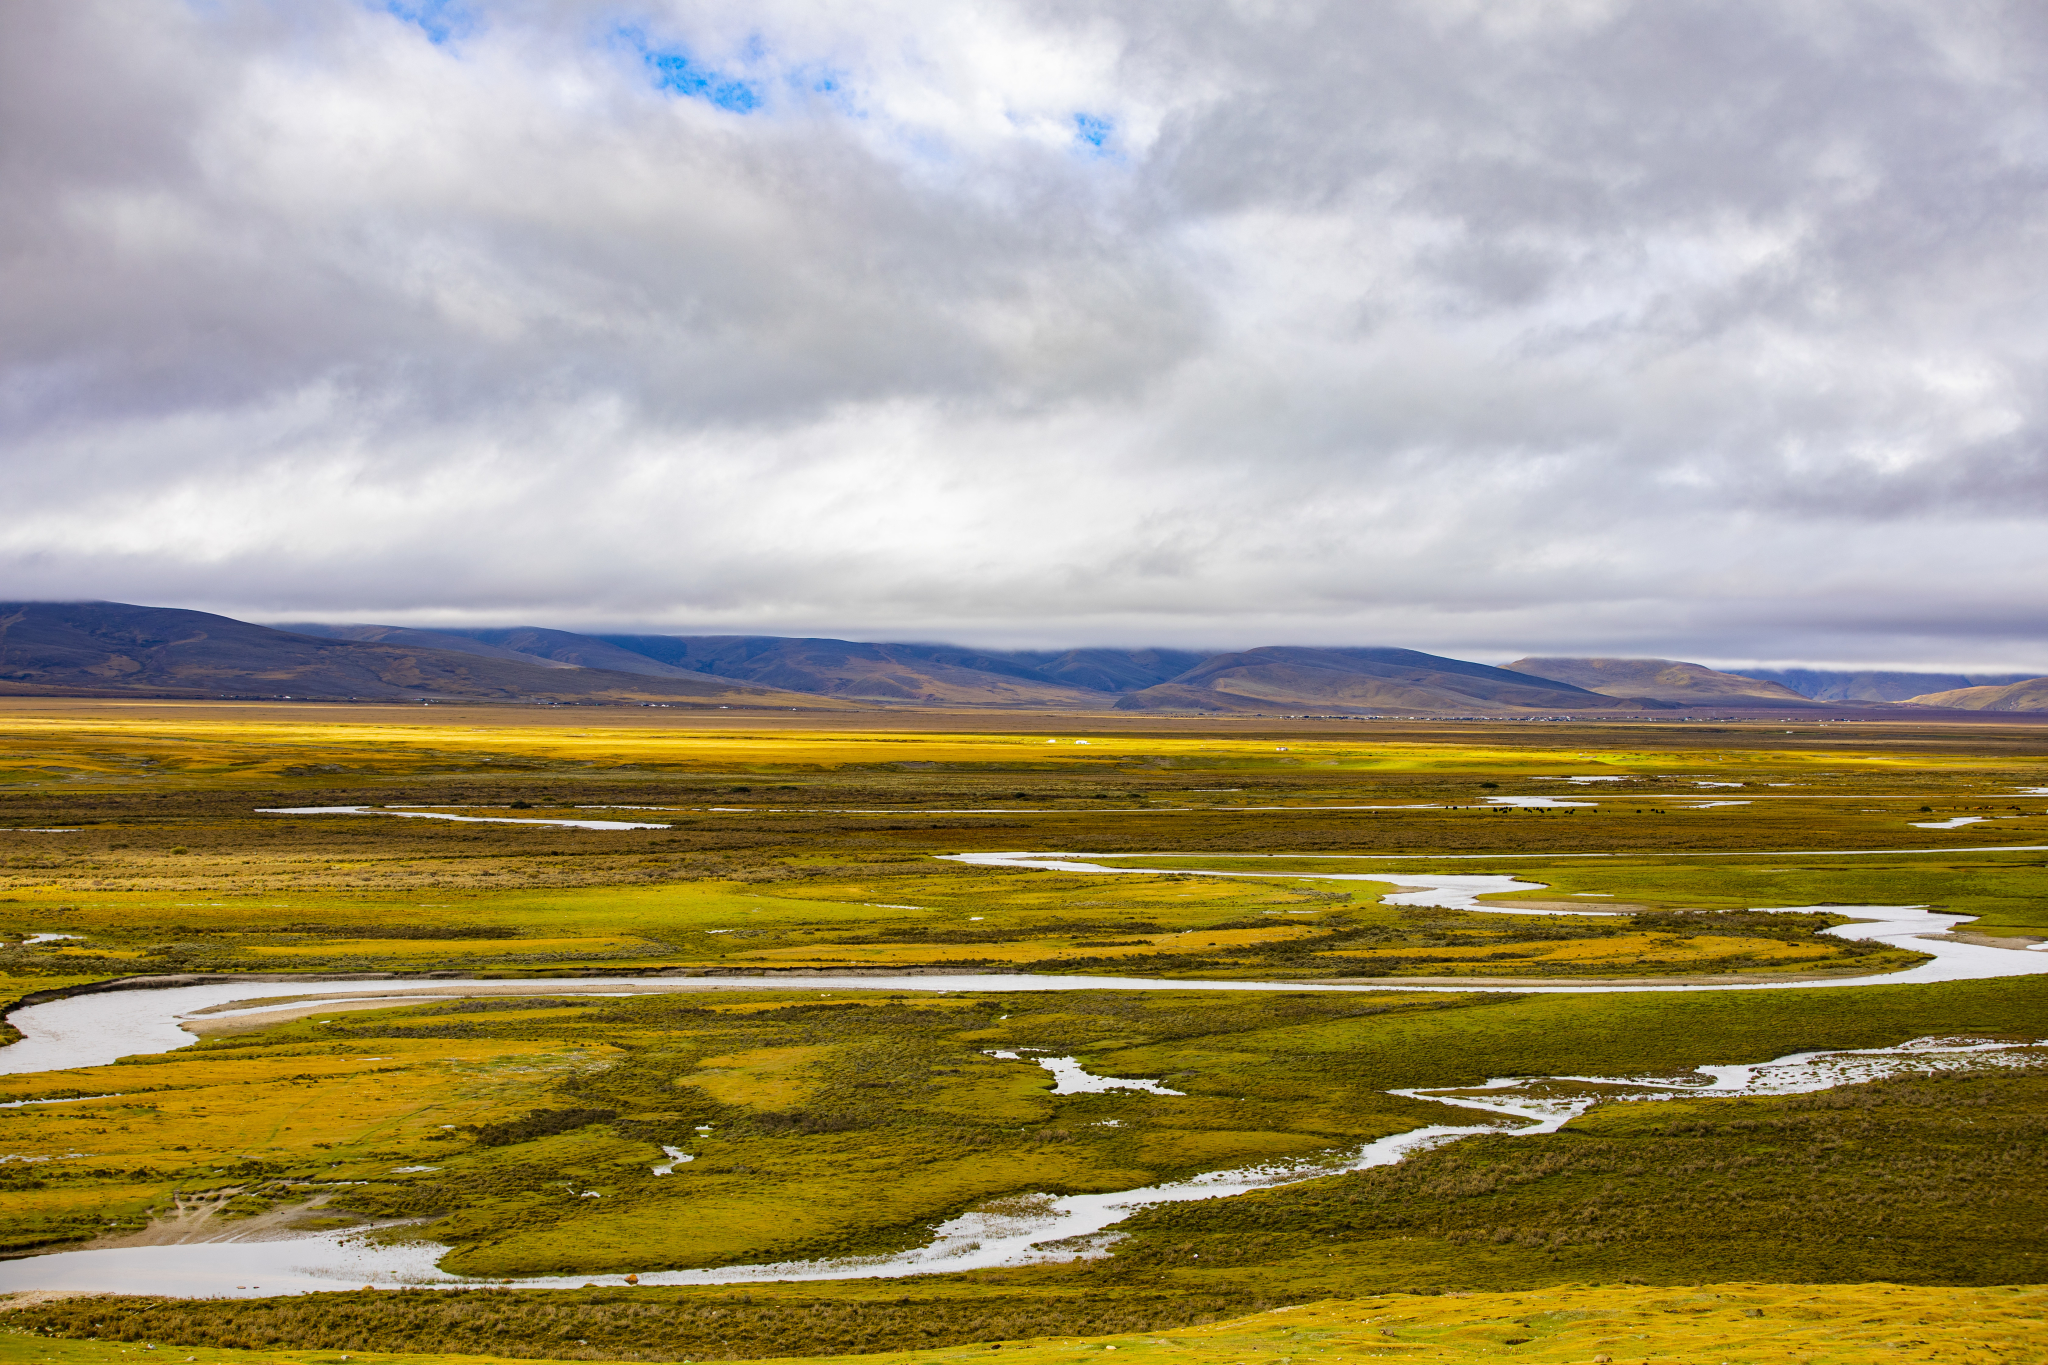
[[276, 622, 584, 669], [585, 635, 1115, 707], [1115, 646, 1630, 714], [1504, 656, 1816, 704], [286, 623, 701, 679], [0, 602, 851, 708], [283, 630, 1206, 706], [1904, 676, 2048, 711]]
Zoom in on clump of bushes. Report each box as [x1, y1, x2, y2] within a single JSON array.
[[465, 1108, 619, 1147]]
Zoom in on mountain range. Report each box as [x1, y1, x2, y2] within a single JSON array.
[[1733, 666, 2041, 702], [2, 601, 2042, 713], [284, 629, 1674, 713], [1897, 677, 2048, 712], [1501, 657, 1812, 705], [0, 602, 852, 709]]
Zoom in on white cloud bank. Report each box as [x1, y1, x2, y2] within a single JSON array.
[[3, 0, 2046, 668]]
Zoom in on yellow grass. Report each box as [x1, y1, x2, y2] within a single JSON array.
[[1313, 932, 1840, 971], [5, 1283, 2042, 1365], [239, 939, 642, 960], [0, 710, 2021, 792], [687, 1046, 832, 1108], [732, 923, 1327, 967], [0, 1035, 595, 1245]]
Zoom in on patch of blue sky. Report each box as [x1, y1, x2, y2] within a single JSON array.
[[790, 64, 849, 98], [614, 25, 763, 113], [1073, 112, 1116, 154], [377, 0, 473, 46], [781, 62, 861, 117]]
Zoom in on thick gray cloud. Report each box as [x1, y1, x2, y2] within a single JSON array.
[[3, 0, 2044, 669]]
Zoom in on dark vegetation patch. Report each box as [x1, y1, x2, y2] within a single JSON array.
[[418, 996, 594, 1014], [270, 923, 527, 939], [465, 1109, 621, 1147], [4, 1288, 1272, 1360], [1115, 1069, 2048, 1290]]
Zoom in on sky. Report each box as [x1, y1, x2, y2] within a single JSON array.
[[4, 0, 2046, 670]]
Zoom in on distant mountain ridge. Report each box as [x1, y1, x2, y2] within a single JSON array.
[[0, 602, 848, 707], [291, 627, 1194, 707], [1504, 657, 1816, 705], [1900, 677, 2048, 711], [285, 624, 700, 679], [587, 634, 1186, 706], [1112, 646, 1623, 714], [275, 621, 1648, 712], [332, 631, 1629, 714], [1734, 667, 2041, 702], [7, 601, 2041, 712]]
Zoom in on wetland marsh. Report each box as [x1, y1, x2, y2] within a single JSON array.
[[1, 702, 2045, 1358]]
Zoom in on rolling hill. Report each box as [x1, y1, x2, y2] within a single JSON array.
[[1735, 666, 2040, 701], [1503, 656, 1816, 705], [290, 628, 1210, 708], [275, 622, 584, 670], [995, 646, 1213, 693], [284, 623, 700, 679], [1902, 676, 2048, 711], [590, 635, 1124, 706], [15, 602, 2024, 715], [0, 602, 847, 708], [1111, 646, 1632, 714]]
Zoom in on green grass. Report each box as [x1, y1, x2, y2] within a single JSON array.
[[1114, 1068, 2048, 1293], [5, 978, 2046, 1278], [7, 708, 2041, 792], [3, 707, 2046, 1361], [1484, 854, 2048, 934], [2, 863, 1938, 984], [1093, 849, 2048, 935], [9, 1065, 2047, 1360]]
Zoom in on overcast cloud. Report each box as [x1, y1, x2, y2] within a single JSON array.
[[3, 0, 2045, 668]]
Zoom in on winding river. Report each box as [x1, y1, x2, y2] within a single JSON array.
[[0, 1034, 2038, 1298], [6, 871, 2043, 1080], [2, 855, 2044, 1296]]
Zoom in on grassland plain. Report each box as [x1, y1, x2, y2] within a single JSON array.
[[2, 702, 2046, 1359], [0, 865, 1943, 990], [4, 705, 2044, 989], [1, 980, 2045, 1289]]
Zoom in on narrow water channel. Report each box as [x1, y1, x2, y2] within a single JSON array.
[[3, 855, 2044, 1297], [0, 1035, 2037, 1298]]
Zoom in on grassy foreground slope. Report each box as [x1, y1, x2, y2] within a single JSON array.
[[7, 1283, 2045, 1365]]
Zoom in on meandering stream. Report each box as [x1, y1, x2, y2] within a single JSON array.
[[6, 862, 2046, 1079], [2, 852, 2045, 1296], [0, 1034, 2037, 1298]]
